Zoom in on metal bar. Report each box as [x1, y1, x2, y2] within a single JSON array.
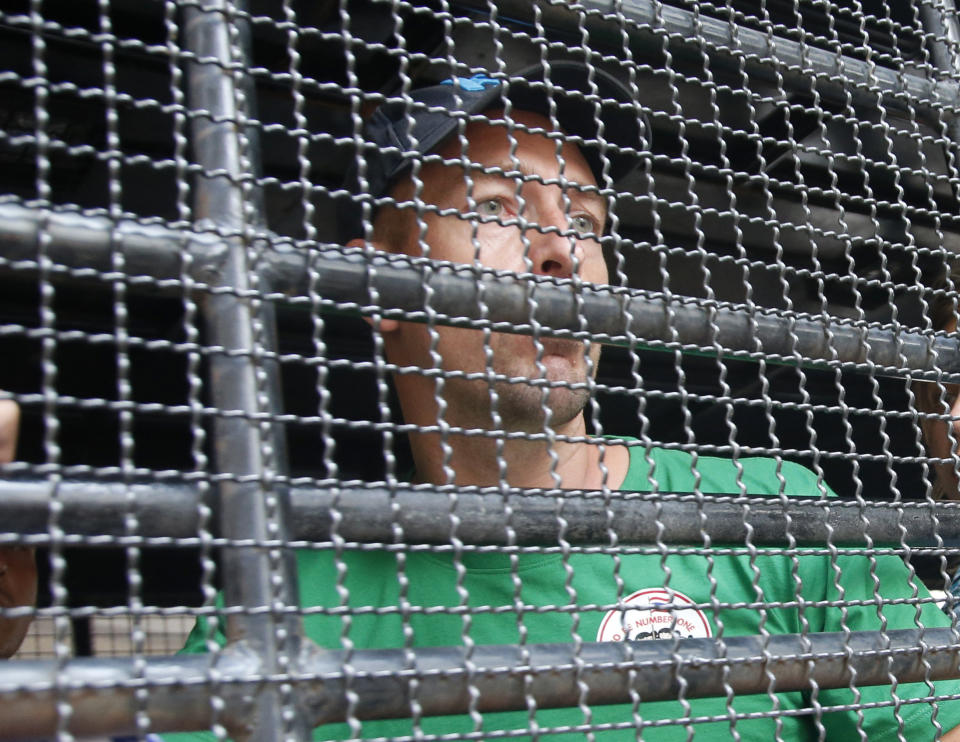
[[0, 477, 203, 539], [0, 649, 257, 740], [5, 477, 960, 547], [460, 0, 960, 116], [300, 628, 960, 725], [919, 1, 960, 98], [0, 202, 220, 281], [302, 252, 960, 380], [182, 1, 305, 740], [5, 173, 960, 287], [1, 628, 959, 737], [2, 204, 960, 378], [3, 222, 959, 377]]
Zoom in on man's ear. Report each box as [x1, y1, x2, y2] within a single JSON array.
[[346, 237, 401, 335]]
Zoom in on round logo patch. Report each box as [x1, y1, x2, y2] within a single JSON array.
[[596, 588, 712, 642]]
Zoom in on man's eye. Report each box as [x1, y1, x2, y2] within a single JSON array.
[[476, 199, 503, 218], [570, 214, 597, 236]]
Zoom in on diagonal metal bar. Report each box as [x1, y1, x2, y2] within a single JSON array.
[[1, 629, 959, 738], [460, 0, 960, 115], [4, 477, 960, 547]]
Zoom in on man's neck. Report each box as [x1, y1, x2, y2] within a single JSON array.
[[408, 415, 629, 489]]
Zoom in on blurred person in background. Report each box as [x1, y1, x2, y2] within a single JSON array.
[[0, 398, 35, 659], [915, 265, 960, 617], [916, 267, 960, 502]]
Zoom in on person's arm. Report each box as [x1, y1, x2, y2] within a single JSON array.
[[0, 398, 18, 465], [944, 724, 960, 741]]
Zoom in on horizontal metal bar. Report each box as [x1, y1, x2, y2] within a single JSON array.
[[0, 647, 257, 739], [302, 628, 960, 726], [1, 628, 958, 737], [0, 477, 205, 539], [0, 202, 223, 282], [313, 252, 960, 379], [2, 202, 958, 379], [286, 485, 960, 548], [0, 202, 308, 292], [5, 187, 959, 291], [4, 477, 960, 547]]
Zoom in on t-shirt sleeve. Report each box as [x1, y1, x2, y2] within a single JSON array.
[[745, 457, 960, 739], [812, 550, 960, 740], [159, 602, 228, 742], [178, 594, 227, 655]]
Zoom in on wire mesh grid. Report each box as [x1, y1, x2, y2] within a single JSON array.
[[4, 0, 960, 739]]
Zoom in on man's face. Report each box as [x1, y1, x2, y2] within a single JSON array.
[[383, 110, 609, 432], [0, 544, 36, 658]]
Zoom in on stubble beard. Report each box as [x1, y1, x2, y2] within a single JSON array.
[[493, 377, 590, 434], [449, 334, 594, 435]]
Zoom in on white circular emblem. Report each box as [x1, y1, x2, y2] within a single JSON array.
[[596, 588, 712, 642]]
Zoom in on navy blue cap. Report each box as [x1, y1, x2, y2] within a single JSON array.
[[354, 61, 646, 205]]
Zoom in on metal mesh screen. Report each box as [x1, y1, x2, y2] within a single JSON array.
[[5, 0, 960, 739]]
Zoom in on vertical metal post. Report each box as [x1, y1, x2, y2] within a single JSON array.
[[182, 2, 306, 741], [919, 0, 960, 177]]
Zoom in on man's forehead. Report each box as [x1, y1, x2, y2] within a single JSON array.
[[432, 112, 601, 192], [476, 164, 606, 208]]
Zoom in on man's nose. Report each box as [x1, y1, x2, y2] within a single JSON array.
[[524, 210, 582, 279]]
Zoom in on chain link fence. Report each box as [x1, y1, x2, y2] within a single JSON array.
[[4, 0, 960, 739]]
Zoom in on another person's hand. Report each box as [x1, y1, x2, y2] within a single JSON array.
[[0, 398, 36, 659], [0, 399, 17, 465]]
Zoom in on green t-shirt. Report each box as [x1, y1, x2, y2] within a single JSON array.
[[169, 445, 960, 740]]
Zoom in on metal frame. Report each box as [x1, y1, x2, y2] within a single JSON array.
[[3, 0, 960, 739]]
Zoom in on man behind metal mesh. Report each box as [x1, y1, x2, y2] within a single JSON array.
[[170, 65, 960, 740], [917, 267, 960, 504]]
